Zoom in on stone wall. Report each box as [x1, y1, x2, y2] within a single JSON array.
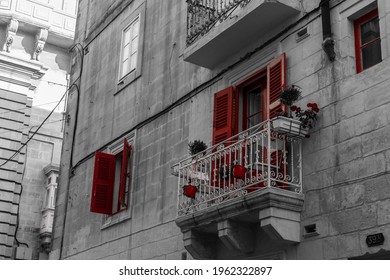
[[52, 0, 390, 259]]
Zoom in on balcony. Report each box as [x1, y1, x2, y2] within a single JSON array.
[[174, 119, 305, 258], [184, 0, 301, 68], [0, 0, 77, 48]]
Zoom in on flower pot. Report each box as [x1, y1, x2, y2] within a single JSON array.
[[183, 185, 197, 198], [272, 116, 309, 137], [232, 165, 247, 180]]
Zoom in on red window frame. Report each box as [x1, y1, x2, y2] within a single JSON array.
[[90, 139, 132, 215], [354, 9, 381, 73], [212, 53, 286, 146]]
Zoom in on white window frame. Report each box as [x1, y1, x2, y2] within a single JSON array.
[[116, 2, 145, 92], [119, 16, 141, 80]]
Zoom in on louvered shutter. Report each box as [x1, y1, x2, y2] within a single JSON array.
[[119, 139, 132, 209], [266, 53, 286, 119], [90, 152, 115, 214], [212, 87, 235, 145]]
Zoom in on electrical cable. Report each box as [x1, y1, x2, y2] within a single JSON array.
[[59, 43, 84, 260], [0, 82, 78, 169], [0, 119, 64, 137], [13, 127, 34, 249]]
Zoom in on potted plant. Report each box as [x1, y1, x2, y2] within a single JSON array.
[[188, 140, 208, 157], [280, 85, 302, 116], [183, 182, 198, 199], [232, 164, 247, 180], [182, 140, 208, 198], [273, 85, 320, 137]]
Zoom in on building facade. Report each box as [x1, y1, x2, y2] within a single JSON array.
[[52, 0, 390, 260], [0, 0, 77, 259]]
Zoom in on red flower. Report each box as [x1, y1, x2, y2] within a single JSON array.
[[291, 105, 298, 111], [313, 107, 320, 113], [307, 103, 313, 108]]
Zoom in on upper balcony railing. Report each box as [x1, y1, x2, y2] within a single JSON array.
[[175, 118, 303, 217], [186, 0, 252, 45]]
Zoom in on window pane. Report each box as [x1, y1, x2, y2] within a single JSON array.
[[131, 37, 139, 54], [122, 60, 129, 75], [132, 18, 140, 39], [361, 17, 380, 45], [130, 54, 137, 70], [124, 29, 131, 45], [362, 40, 382, 69], [45, 188, 50, 208], [123, 45, 130, 61], [247, 88, 262, 128]]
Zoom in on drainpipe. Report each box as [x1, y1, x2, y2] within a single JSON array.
[[320, 0, 336, 62]]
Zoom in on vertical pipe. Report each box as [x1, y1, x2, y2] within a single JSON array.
[[320, 0, 336, 61], [320, 0, 331, 40]]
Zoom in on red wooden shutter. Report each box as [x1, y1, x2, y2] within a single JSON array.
[[90, 152, 115, 214], [119, 138, 132, 209], [212, 87, 235, 145], [266, 53, 286, 119]]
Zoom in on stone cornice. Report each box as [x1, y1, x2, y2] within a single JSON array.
[[0, 52, 48, 87]]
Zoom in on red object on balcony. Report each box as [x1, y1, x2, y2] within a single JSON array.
[[183, 185, 198, 199], [232, 165, 247, 180]]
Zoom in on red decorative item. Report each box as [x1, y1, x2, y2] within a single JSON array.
[[232, 165, 247, 180], [183, 185, 197, 198]]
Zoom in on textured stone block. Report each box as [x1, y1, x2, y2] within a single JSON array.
[[361, 127, 390, 156], [320, 187, 343, 214], [341, 184, 365, 209], [328, 204, 377, 235], [297, 239, 323, 260], [337, 137, 362, 165], [364, 175, 390, 203], [378, 199, 390, 225], [336, 232, 360, 259]]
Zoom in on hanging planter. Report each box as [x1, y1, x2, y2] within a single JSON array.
[[232, 165, 247, 180], [272, 116, 309, 138], [183, 184, 198, 199]]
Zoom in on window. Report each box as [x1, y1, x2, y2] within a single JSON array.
[[211, 54, 288, 190], [212, 53, 286, 145], [120, 16, 140, 79], [354, 9, 382, 73], [90, 139, 133, 215], [44, 174, 58, 209]]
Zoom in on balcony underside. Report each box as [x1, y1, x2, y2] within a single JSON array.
[[176, 187, 304, 259], [184, 0, 300, 68]]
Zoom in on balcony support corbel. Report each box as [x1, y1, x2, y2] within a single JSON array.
[[3, 19, 18, 52], [218, 220, 254, 253], [259, 207, 301, 243], [183, 230, 217, 259]]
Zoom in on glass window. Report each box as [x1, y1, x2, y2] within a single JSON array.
[[355, 9, 382, 73], [120, 16, 140, 79]]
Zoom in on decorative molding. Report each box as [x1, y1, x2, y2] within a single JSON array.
[[33, 28, 48, 60], [3, 19, 19, 53], [0, 52, 48, 91]]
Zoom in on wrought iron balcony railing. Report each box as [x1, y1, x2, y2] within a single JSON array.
[[176, 119, 303, 217], [186, 0, 252, 45]]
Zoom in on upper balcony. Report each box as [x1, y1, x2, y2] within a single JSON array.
[[184, 0, 301, 68], [174, 118, 305, 258]]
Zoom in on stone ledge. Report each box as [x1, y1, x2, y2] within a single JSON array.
[[176, 188, 304, 258]]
